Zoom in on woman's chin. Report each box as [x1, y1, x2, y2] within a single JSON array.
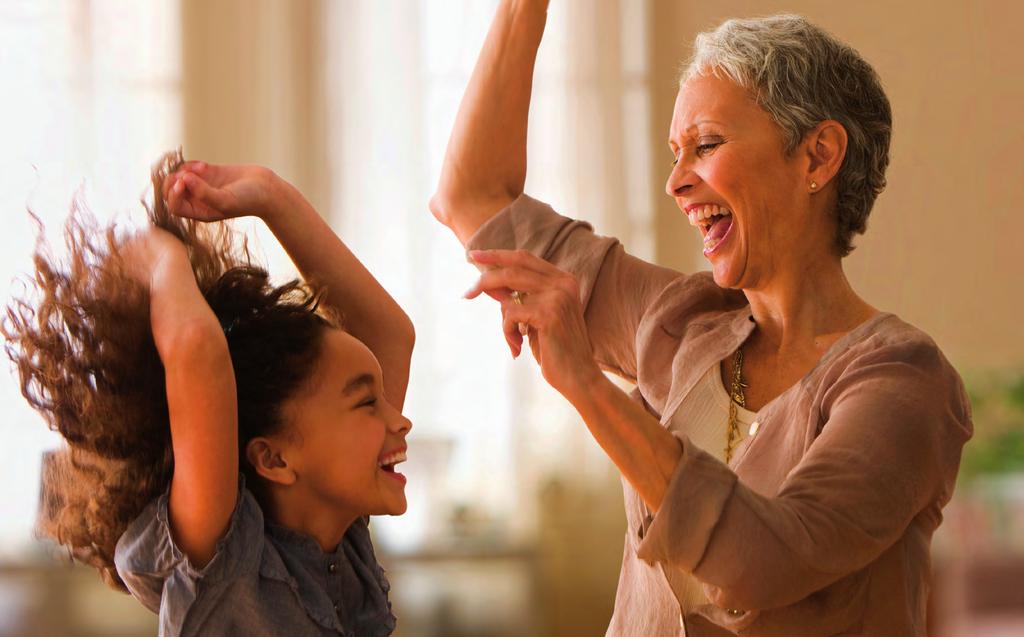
[[710, 258, 742, 289]]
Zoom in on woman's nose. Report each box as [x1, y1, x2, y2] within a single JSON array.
[[665, 156, 698, 198]]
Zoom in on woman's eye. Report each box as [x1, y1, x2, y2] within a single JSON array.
[[358, 397, 377, 409], [695, 142, 722, 156]]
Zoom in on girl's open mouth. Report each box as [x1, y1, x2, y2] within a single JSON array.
[[378, 448, 408, 485]]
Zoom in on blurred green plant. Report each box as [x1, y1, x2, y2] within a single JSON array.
[[959, 370, 1024, 483]]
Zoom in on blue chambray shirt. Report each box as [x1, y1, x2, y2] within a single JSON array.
[[114, 477, 396, 636]]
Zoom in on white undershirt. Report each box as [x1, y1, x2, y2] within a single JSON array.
[[666, 362, 758, 611]]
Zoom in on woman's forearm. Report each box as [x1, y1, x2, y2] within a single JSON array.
[[431, 0, 549, 245], [568, 374, 683, 512], [263, 177, 414, 410]]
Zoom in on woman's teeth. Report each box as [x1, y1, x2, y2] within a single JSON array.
[[687, 204, 732, 228]]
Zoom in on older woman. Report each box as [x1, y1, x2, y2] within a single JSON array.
[[431, 2, 971, 635]]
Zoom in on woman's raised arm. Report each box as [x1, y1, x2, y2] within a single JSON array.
[[430, 0, 549, 245]]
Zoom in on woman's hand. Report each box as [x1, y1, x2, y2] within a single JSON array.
[[162, 162, 278, 222], [465, 249, 604, 400]]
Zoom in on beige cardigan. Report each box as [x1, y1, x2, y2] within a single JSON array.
[[466, 195, 972, 636]]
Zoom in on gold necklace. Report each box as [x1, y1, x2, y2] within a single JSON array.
[[725, 347, 748, 464]]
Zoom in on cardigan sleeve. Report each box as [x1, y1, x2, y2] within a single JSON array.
[[635, 337, 972, 610], [464, 194, 682, 382]]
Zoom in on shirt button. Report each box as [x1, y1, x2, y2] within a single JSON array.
[[328, 562, 338, 574], [748, 421, 760, 436]]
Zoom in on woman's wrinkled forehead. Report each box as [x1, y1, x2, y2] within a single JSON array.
[[669, 74, 765, 143]]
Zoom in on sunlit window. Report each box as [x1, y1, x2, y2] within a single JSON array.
[[323, 0, 651, 554], [0, 0, 182, 556]]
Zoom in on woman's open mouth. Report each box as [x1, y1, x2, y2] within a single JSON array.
[[687, 204, 734, 255]]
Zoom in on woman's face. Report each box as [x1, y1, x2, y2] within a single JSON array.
[[280, 328, 411, 519], [665, 73, 831, 290]]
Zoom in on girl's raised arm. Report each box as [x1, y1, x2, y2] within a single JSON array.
[[161, 165, 415, 411], [430, 0, 549, 245], [122, 228, 238, 568]]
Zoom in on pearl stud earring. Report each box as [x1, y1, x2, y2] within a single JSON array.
[[810, 181, 818, 190]]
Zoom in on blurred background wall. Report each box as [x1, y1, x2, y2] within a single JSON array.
[[1, 1, 1021, 636]]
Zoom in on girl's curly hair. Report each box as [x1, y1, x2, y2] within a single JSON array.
[[3, 150, 338, 592]]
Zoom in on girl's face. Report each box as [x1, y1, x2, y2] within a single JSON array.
[[280, 329, 411, 520], [664, 73, 832, 290]]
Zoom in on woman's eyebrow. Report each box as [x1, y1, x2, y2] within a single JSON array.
[[342, 373, 376, 396], [670, 120, 728, 146]]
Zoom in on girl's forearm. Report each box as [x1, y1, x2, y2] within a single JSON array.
[[147, 247, 239, 568], [262, 177, 414, 409], [431, 0, 549, 244], [567, 374, 683, 512], [148, 245, 225, 358]]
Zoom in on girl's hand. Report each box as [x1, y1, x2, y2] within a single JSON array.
[[162, 162, 278, 222], [464, 249, 603, 400]]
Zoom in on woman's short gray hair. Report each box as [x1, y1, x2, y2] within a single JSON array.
[[682, 15, 891, 256]]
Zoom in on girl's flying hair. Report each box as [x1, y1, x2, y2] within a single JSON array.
[[3, 150, 337, 591]]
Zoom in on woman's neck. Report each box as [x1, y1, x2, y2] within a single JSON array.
[[743, 256, 876, 355]]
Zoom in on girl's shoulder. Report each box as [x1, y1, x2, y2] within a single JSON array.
[[113, 475, 265, 615]]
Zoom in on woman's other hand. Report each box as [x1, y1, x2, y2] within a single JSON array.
[[162, 162, 277, 222], [465, 249, 604, 401]]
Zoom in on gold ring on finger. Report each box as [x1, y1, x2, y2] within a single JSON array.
[[509, 290, 528, 335]]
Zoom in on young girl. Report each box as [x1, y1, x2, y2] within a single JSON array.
[[4, 150, 413, 636]]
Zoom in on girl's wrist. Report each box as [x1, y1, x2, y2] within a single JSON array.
[[260, 170, 299, 227]]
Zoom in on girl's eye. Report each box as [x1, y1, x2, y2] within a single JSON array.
[[358, 397, 377, 409]]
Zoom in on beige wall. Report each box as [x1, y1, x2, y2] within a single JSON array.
[[180, 0, 329, 214], [647, 0, 1024, 372]]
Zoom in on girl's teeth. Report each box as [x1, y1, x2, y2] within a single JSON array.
[[379, 450, 407, 467]]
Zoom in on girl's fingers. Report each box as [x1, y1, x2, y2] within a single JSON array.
[[162, 161, 212, 200], [162, 171, 179, 201], [179, 160, 207, 174], [180, 174, 233, 216], [167, 176, 187, 215]]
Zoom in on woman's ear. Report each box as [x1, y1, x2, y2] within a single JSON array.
[[245, 437, 297, 486], [804, 119, 848, 192]]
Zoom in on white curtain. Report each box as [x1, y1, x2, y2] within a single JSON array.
[[323, 0, 653, 552], [0, 0, 182, 555]]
